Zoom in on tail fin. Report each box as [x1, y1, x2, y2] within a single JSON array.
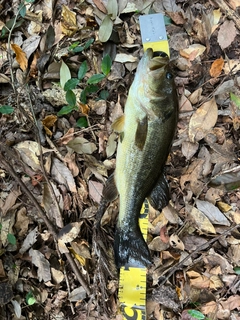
[[114, 227, 151, 268]]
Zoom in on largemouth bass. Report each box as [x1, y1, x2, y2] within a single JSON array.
[[103, 48, 178, 268]]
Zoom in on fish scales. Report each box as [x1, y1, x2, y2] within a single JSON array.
[[105, 48, 178, 268]]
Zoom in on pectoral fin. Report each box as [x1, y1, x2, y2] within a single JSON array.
[[147, 172, 170, 211], [112, 115, 125, 133], [102, 173, 119, 202], [135, 116, 148, 150]]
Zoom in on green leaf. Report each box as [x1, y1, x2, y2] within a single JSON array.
[[99, 90, 109, 100], [0, 223, 2, 231], [64, 78, 79, 91], [87, 74, 105, 84], [60, 60, 71, 89], [0, 105, 14, 114], [69, 42, 80, 50], [66, 90, 76, 106], [83, 38, 94, 50], [187, 310, 205, 319], [234, 267, 240, 274], [230, 92, 240, 108], [7, 233, 16, 245], [101, 54, 112, 76], [80, 89, 87, 104], [19, 3, 26, 17], [80, 85, 99, 104], [76, 117, 88, 128], [26, 292, 36, 305], [57, 105, 76, 116], [78, 60, 88, 80], [106, 0, 118, 19], [73, 46, 84, 53], [99, 15, 113, 42]]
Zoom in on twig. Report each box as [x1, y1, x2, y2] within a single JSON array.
[[159, 221, 240, 286], [212, 0, 240, 31], [0, 152, 91, 295], [25, 88, 91, 295]]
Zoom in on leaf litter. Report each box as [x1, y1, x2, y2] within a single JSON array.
[[0, 0, 240, 319]]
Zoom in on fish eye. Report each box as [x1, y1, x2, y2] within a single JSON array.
[[166, 72, 173, 79]]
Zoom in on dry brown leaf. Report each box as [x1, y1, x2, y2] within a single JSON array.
[[88, 180, 103, 204], [29, 248, 51, 282], [169, 234, 185, 250], [42, 115, 57, 136], [93, 0, 107, 13], [189, 97, 218, 142], [51, 157, 77, 193], [187, 270, 210, 289], [179, 44, 206, 61], [181, 141, 198, 160], [61, 5, 78, 36], [209, 275, 223, 290], [221, 295, 240, 311], [187, 206, 216, 234], [196, 199, 230, 226], [201, 301, 218, 316], [210, 57, 224, 78], [11, 44, 28, 71], [2, 187, 22, 216], [217, 20, 237, 50]]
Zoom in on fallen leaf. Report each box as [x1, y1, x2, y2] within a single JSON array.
[[217, 20, 237, 50], [180, 44, 206, 61], [1, 187, 21, 216], [169, 234, 185, 250], [51, 157, 77, 193], [67, 137, 97, 154], [181, 141, 198, 160], [68, 287, 86, 302], [61, 5, 78, 36], [14, 140, 52, 171], [196, 199, 230, 226], [11, 44, 28, 71], [58, 222, 83, 243], [186, 270, 210, 289], [19, 227, 38, 254], [99, 15, 113, 42], [29, 248, 51, 282], [93, 0, 107, 13], [42, 114, 57, 136], [88, 180, 103, 204], [115, 53, 138, 63], [189, 97, 218, 142], [187, 206, 216, 234], [221, 295, 240, 311], [210, 57, 224, 78]]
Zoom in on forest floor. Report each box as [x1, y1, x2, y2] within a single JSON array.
[[0, 0, 240, 319]]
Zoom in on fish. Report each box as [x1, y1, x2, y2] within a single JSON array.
[[103, 48, 178, 268]]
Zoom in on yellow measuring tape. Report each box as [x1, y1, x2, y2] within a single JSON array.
[[119, 200, 149, 320], [118, 13, 170, 320]]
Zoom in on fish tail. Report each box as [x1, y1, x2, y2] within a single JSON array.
[[114, 226, 151, 268]]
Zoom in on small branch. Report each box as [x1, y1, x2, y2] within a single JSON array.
[[159, 221, 240, 286], [0, 152, 91, 295]]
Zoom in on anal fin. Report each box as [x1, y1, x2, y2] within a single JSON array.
[[147, 172, 170, 211], [102, 173, 119, 202]]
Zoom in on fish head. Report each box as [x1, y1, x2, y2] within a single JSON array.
[[135, 48, 175, 98]]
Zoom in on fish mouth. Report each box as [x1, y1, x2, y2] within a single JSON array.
[[147, 50, 169, 71]]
